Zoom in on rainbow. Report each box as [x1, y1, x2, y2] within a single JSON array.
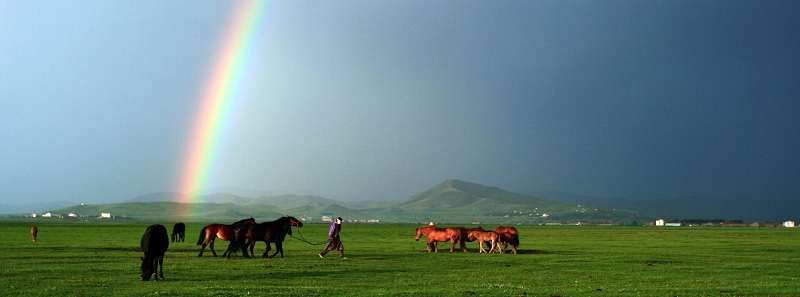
[[174, 0, 268, 212]]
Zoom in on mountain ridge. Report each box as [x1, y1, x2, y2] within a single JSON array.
[[6, 179, 795, 223]]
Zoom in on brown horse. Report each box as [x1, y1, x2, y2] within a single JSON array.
[[467, 229, 500, 253], [415, 225, 462, 252], [453, 226, 489, 252], [197, 217, 256, 257], [31, 226, 38, 243], [495, 226, 519, 254], [225, 216, 303, 259]]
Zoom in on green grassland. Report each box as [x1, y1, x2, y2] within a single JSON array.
[[1, 222, 798, 296]]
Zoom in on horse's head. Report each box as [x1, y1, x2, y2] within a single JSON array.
[[467, 230, 478, 241], [287, 216, 303, 228], [140, 257, 154, 281], [415, 227, 423, 241]]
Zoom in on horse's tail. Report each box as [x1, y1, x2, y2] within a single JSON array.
[[197, 226, 207, 245], [511, 233, 520, 247]]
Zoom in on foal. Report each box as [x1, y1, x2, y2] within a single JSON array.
[[467, 229, 501, 253]]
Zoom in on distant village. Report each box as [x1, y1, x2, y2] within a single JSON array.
[[23, 211, 122, 220], [540, 219, 795, 227], [648, 219, 795, 228]]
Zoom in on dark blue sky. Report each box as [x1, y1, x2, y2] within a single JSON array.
[[1, 1, 798, 204]]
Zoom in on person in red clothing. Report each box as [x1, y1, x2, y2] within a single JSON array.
[[318, 217, 344, 258]]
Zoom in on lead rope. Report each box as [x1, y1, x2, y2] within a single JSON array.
[[289, 227, 328, 245]]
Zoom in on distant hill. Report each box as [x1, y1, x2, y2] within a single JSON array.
[[0, 200, 78, 215], [51, 202, 286, 222], [249, 194, 340, 209], [27, 180, 647, 224], [533, 190, 799, 222], [394, 179, 570, 211], [389, 180, 647, 224], [127, 192, 252, 204]]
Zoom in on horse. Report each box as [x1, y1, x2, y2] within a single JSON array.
[[454, 226, 487, 252], [171, 222, 186, 243], [495, 226, 519, 254], [197, 217, 256, 257], [415, 225, 462, 252], [140, 224, 169, 281], [467, 229, 501, 253], [225, 216, 303, 259], [31, 226, 38, 243]]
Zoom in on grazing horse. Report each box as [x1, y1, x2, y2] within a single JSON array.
[[197, 217, 256, 257], [171, 222, 186, 243], [415, 225, 462, 252], [467, 229, 500, 253], [140, 224, 169, 281], [31, 226, 38, 243], [225, 216, 303, 259], [495, 226, 519, 254]]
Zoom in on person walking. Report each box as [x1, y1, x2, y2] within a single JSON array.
[[319, 217, 344, 258]]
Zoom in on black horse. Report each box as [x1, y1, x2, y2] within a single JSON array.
[[140, 224, 169, 281], [224, 216, 303, 259], [171, 222, 186, 243]]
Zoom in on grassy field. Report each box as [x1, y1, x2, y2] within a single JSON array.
[[0, 222, 798, 296]]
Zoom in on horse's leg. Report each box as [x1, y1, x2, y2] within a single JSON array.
[[198, 239, 206, 257], [270, 242, 282, 258], [157, 254, 165, 280], [478, 240, 485, 253], [239, 239, 250, 258], [222, 240, 230, 258], [278, 241, 285, 258], [263, 242, 272, 258], [433, 241, 439, 252], [449, 239, 456, 252], [209, 238, 217, 257]]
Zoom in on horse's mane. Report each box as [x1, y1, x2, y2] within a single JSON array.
[[232, 217, 255, 225]]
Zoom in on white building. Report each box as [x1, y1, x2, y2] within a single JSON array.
[[784, 221, 795, 228], [100, 212, 111, 219], [42, 212, 52, 218], [655, 219, 665, 226]]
